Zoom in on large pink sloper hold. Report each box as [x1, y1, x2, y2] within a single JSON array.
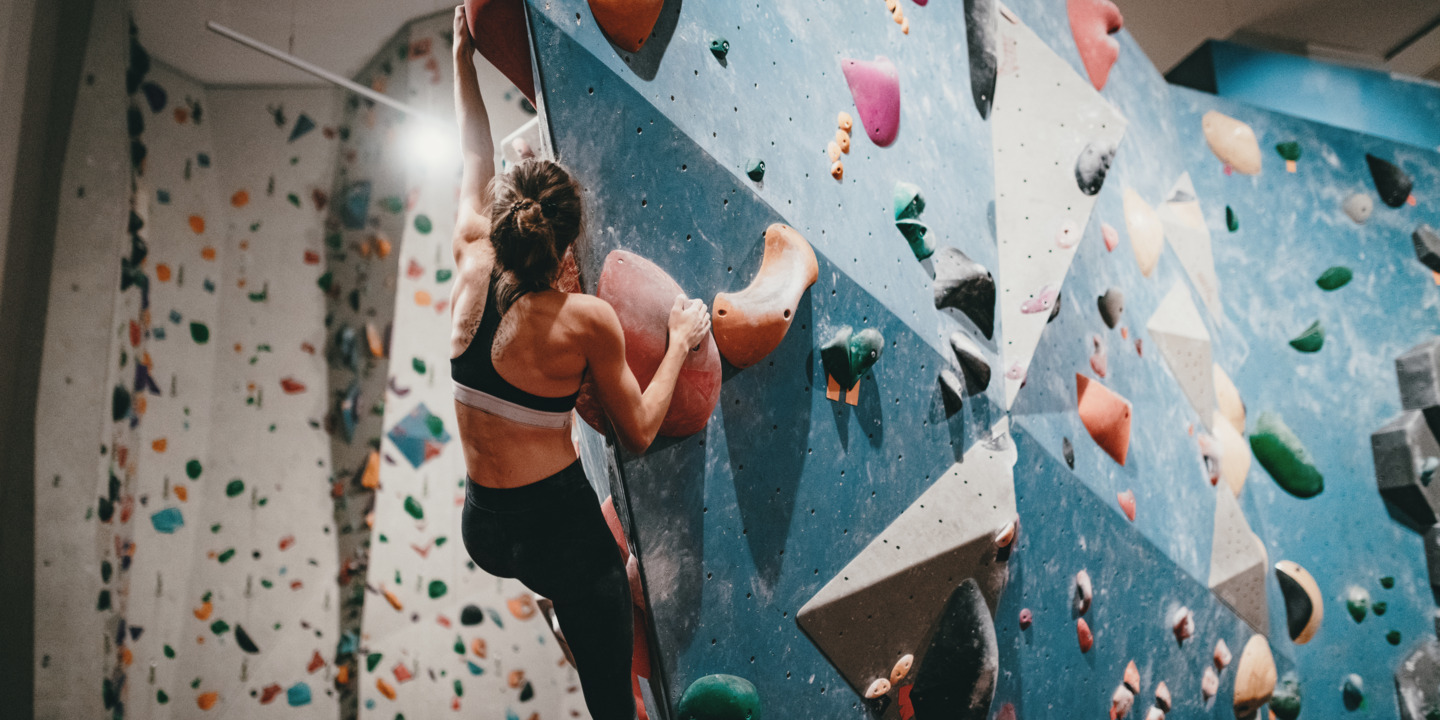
[[1067, 0, 1123, 91], [841, 56, 901, 147]]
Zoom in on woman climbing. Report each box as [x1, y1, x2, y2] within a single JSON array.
[[450, 7, 711, 720]]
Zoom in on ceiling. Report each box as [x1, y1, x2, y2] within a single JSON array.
[[131, 0, 1440, 86]]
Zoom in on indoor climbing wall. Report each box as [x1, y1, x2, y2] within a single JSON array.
[[525, 0, 1439, 718], [352, 11, 587, 720]]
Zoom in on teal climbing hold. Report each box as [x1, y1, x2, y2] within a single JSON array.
[[894, 181, 925, 221], [1316, 266, 1352, 290], [287, 682, 312, 707], [677, 674, 761, 720], [1275, 141, 1301, 162], [1250, 412, 1323, 498], [150, 507, 184, 534], [1346, 586, 1369, 622], [415, 215, 433, 234], [896, 219, 935, 260], [710, 37, 730, 57], [821, 326, 884, 391], [745, 158, 765, 182], [893, 182, 932, 259], [1288, 320, 1324, 353], [1226, 206, 1238, 232], [1342, 674, 1364, 711], [1270, 672, 1301, 720]]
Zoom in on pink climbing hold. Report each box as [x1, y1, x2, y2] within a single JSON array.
[[1077, 617, 1094, 652], [577, 250, 721, 438], [1067, 0, 1124, 91], [841, 56, 901, 147], [1020, 285, 1059, 314], [1019, 608, 1032, 629], [1102, 222, 1120, 252], [1117, 488, 1135, 521], [1090, 334, 1109, 378]]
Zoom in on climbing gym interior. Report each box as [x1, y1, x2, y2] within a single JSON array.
[[5, 0, 1440, 718]]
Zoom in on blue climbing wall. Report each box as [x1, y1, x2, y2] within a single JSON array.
[[525, 0, 1440, 717]]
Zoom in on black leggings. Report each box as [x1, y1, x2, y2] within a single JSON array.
[[462, 460, 635, 720]]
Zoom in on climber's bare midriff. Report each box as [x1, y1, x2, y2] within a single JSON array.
[[455, 404, 578, 489]]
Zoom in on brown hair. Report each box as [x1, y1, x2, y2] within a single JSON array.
[[486, 159, 583, 312]]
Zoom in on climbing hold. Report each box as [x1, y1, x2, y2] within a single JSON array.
[[1123, 188, 1165, 277], [709, 37, 729, 58], [1091, 334, 1109, 378], [1214, 411, 1250, 496], [1275, 560, 1324, 644], [1063, 437, 1075, 469], [1342, 193, 1373, 224], [949, 332, 991, 396], [1056, 220, 1082, 249], [1251, 412, 1323, 498], [1075, 138, 1118, 196], [828, 141, 842, 162], [894, 181, 925, 220], [910, 579, 999, 720], [993, 518, 1017, 548], [1225, 206, 1238, 232], [1102, 223, 1120, 252], [288, 114, 316, 143], [835, 130, 851, 153], [821, 326, 884, 391], [1275, 141, 1301, 162], [939, 370, 966, 416], [1124, 661, 1140, 694], [1202, 111, 1262, 175], [1341, 673, 1364, 711], [677, 674, 761, 720], [1155, 682, 1171, 712], [1288, 320, 1325, 353], [1098, 288, 1124, 328], [1117, 489, 1135, 521], [1201, 666, 1219, 700], [1269, 672, 1301, 720], [932, 246, 996, 339], [1316, 266, 1352, 290], [964, 0, 997, 117], [840, 56, 901, 147], [889, 654, 914, 685], [745, 158, 765, 182], [1111, 685, 1135, 720], [1371, 409, 1440, 530], [1020, 285, 1059, 315], [865, 679, 891, 699], [1074, 569, 1094, 615], [150, 507, 184, 534], [1366, 154, 1413, 208], [1018, 608, 1032, 628], [1077, 617, 1094, 653], [584, 250, 721, 437], [465, 0, 537, 101], [831, 161, 844, 180], [1213, 364, 1246, 434], [1397, 339, 1440, 440], [1414, 225, 1440, 273], [586, 0, 665, 53], [1345, 586, 1370, 623], [1213, 638, 1232, 669], [1077, 374, 1132, 465], [1170, 606, 1195, 643], [1048, 289, 1064, 322], [837, 112, 853, 132], [1232, 635, 1276, 718], [1067, 0, 1123, 90], [1143, 708, 1163, 720], [711, 224, 817, 369], [897, 219, 934, 259]]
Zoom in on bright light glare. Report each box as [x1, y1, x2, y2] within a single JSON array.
[[404, 118, 460, 172]]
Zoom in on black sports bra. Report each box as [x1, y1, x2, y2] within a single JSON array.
[[451, 270, 578, 427]]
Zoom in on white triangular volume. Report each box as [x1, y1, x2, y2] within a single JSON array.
[[991, 11, 1127, 409], [1156, 173, 1223, 320], [1146, 283, 1216, 427], [1208, 485, 1269, 635]]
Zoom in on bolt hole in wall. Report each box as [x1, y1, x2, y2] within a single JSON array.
[[27, 0, 1440, 719]]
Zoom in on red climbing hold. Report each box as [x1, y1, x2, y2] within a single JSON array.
[[465, 0, 536, 102], [1077, 617, 1094, 652], [1117, 489, 1135, 521], [1067, 0, 1123, 90], [1019, 608, 1032, 629], [587, 0, 666, 54], [712, 224, 818, 369], [1077, 373, 1132, 465], [841, 57, 902, 147], [577, 250, 720, 438]]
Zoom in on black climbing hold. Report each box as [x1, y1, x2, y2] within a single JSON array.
[[821, 326, 884, 391], [1276, 568, 1315, 642], [235, 624, 260, 654], [1074, 139, 1117, 196], [933, 247, 996, 339], [1414, 224, 1440, 273], [141, 82, 167, 113], [1063, 437, 1075, 469], [949, 332, 992, 396], [910, 579, 998, 720], [128, 106, 144, 139], [1275, 141, 1301, 162], [964, 0, 998, 119], [940, 370, 965, 416], [460, 605, 484, 626], [1341, 674, 1363, 711], [1270, 672, 1301, 720], [112, 385, 132, 421], [1367, 153, 1413, 208], [289, 114, 316, 143], [1047, 290, 1063, 323], [1097, 288, 1124, 329]]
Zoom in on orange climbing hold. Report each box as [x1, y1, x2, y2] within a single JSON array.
[[360, 449, 380, 489], [712, 224, 818, 369], [307, 650, 325, 673], [376, 678, 397, 700], [197, 691, 219, 710], [201, 247, 216, 261], [471, 637, 487, 658], [174, 485, 187, 501], [508, 594, 538, 620], [231, 190, 249, 208], [1077, 373, 1132, 465], [156, 264, 171, 282], [1077, 617, 1094, 652], [189, 215, 205, 234], [383, 586, 403, 611], [587, 0, 665, 53], [152, 438, 167, 453], [366, 323, 385, 357], [194, 600, 213, 621]]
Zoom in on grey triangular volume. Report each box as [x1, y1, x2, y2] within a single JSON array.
[[796, 421, 1016, 698], [1207, 486, 1269, 635]]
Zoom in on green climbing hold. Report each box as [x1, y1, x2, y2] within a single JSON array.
[[164, 644, 176, 659], [189, 321, 210, 344], [745, 158, 765, 182], [436, 269, 452, 282], [454, 636, 465, 654], [1374, 601, 1387, 615], [1288, 320, 1325, 353], [428, 580, 448, 599], [381, 197, 403, 214], [112, 385, 131, 421], [1270, 672, 1302, 720], [156, 690, 169, 705], [1387, 630, 1402, 645], [1381, 576, 1395, 589], [426, 415, 445, 437], [896, 219, 935, 260], [186, 459, 203, 479], [1226, 206, 1239, 232], [210, 619, 230, 635], [1342, 674, 1364, 711], [414, 215, 433, 234], [97, 590, 111, 611], [317, 271, 334, 291], [404, 495, 424, 520], [893, 181, 925, 221], [1275, 141, 1302, 162], [366, 653, 383, 672], [454, 679, 464, 697], [677, 674, 761, 720], [1346, 586, 1370, 622], [821, 326, 884, 391], [1316, 266, 1352, 290], [287, 193, 301, 207], [1250, 411, 1323, 498], [225, 479, 244, 497], [217, 548, 236, 563], [413, 357, 427, 375], [709, 36, 730, 57]]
